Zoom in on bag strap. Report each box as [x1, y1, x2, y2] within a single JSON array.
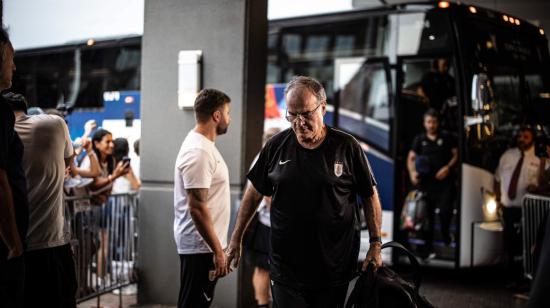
[[345, 263, 379, 308], [346, 241, 423, 307], [381, 241, 422, 288]]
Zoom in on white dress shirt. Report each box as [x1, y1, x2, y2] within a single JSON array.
[[495, 146, 547, 207]]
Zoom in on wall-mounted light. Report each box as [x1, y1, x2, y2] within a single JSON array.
[[178, 50, 203, 110], [540, 28, 545, 35]]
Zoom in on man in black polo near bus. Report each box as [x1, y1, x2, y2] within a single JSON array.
[[226, 76, 383, 308], [407, 108, 458, 258]]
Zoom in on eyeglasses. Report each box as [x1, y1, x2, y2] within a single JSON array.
[[285, 102, 322, 122]]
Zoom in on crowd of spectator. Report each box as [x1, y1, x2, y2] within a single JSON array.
[[0, 26, 140, 307]]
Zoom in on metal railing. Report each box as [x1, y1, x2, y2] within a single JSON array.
[[65, 193, 139, 306], [522, 193, 550, 279]]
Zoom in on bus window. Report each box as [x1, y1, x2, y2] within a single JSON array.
[[334, 35, 355, 57], [267, 63, 280, 84], [336, 59, 391, 151], [12, 41, 141, 111], [12, 51, 75, 109], [304, 35, 330, 60], [282, 34, 301, 60], [459, 14, 550, 170], [397, 11, 453, 56]]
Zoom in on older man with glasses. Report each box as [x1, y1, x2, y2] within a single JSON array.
[[226, 76, 383, 308]]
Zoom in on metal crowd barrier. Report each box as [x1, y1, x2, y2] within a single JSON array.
[[65, 193, 139, 306], [522, 193, 550, 280]]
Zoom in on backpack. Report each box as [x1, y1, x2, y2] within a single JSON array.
[[400, 190, 429, 232], [345, 241, 434, 308]]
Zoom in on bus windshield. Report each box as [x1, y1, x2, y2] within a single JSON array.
[[459, 14, 550, 170]]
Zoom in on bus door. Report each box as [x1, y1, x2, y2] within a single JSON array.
[[395, 56, 460, 263]]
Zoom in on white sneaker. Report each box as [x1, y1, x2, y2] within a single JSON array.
[[112, 284, 137, 295]]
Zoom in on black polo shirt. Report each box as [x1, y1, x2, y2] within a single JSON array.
[[247, 127, 376, 289], [411, 130, 457, 180], [0, 101, 29, 262]]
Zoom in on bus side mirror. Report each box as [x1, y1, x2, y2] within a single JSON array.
[[466, 74, 495, 138], [471, 73, 494, 113]]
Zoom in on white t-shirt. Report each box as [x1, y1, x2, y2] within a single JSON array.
[[173, 130, 230, 254], [15, 114, 73, 251], [112, 176, 132, 194], [495, 146, 547, 207]]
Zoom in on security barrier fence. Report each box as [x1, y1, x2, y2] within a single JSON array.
[[522, 193, 550, 280], [65, 193, 139, 306]]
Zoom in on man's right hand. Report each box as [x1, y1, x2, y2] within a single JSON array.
[[213, 250, 228, 278], [224, 240, 242, 273]]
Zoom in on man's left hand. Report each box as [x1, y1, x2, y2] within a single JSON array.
[[435, 166, 450, 180], [362, 242, 382, 271]]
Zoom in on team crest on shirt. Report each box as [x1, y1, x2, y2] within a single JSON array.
[[334, 161, 343, 177]]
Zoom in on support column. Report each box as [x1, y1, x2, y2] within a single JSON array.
[[139, 0, 267, 306]]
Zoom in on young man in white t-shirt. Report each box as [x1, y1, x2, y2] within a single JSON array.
[[174, 89, 231, 308]]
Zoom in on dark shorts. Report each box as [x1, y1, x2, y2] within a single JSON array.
[[96, 201, 113, 229], [0, 256, 25, 308], [244, 222, 270, 271], [271, 280, 349, 308], [178, 253, 218, 308], [24, 243, 77, 308]]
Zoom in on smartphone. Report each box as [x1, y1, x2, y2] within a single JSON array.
[[122, 156, 131, 166]]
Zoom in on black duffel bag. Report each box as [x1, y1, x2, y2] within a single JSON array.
[[345, 241, 434, 308]]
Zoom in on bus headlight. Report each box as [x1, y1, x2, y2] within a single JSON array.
[[483, 197, 499, 222], [486, 199, 497, 215]]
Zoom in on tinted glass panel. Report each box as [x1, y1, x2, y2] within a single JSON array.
[[270, 15, 390, 100], [12, 43, 141, 110], [459, 14, 550, 170], [397, 10, 453, 56], [337, 61, 391, 150]]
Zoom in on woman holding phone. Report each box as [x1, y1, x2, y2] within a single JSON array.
[[80, 129, 130, 283], [112, 138, 141, 194]]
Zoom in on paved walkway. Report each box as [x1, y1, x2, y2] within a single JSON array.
[[78, 266, 529, 308]]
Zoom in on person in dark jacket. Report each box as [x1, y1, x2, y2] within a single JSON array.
[[0, 27, 29, 308]]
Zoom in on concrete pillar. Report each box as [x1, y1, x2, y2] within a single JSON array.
[[138, 0, 267, 306]]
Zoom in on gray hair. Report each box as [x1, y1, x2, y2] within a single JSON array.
[[284, 76, 327, 104]]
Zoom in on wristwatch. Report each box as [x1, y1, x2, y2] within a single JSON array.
[[369, 236, 382, 244]]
